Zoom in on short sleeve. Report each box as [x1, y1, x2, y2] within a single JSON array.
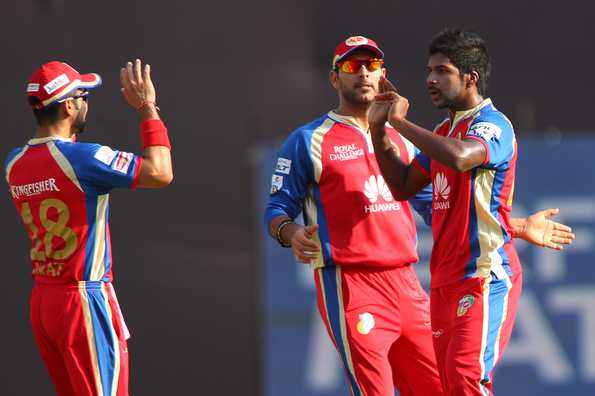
[[263, 130, 314, 228], [412, 150, 431, 179], [464, 117, 515, 169], [65, 143, 142, 194]]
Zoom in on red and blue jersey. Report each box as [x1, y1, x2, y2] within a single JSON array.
[[413, 99, 521, 288], [265, 111, 432, 269], [5, 136, 142, 284]]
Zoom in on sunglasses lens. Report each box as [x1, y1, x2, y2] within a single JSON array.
[[340, 60, 355, 73], [369, 59, 383, 71], [338, 59, 383, 73]]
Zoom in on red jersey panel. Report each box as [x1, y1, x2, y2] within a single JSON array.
[[5, 136, 141, 284], [413, 99, 520, 288], [266, 112, 419, 269]]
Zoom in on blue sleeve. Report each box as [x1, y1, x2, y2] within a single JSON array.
[[413, 150, 431, 177], [465, 114, 515, 169], [409, 182, 432, 226], [263, 129, 314, 230], [58, 142, 141, 195], [4, 147, 23, 178]]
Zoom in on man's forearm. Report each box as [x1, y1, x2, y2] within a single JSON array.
[[391, 118, 481, 172], [370, 123, 414, 200]]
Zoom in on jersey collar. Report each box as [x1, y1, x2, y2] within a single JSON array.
[[450, 98, 493, 127], [28, 136, 74, 145], [327, 111, 368, 134]]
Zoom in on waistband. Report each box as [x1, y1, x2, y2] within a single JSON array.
[[34, 280, 109, 290]]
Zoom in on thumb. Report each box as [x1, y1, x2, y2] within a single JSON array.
[[542, 208, 560, 218], [305, 224, 319, 236]]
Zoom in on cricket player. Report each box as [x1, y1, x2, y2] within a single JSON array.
[[369, 28, 573, 395], [4, 59, 172, 396], [264, 35, 573, 396]]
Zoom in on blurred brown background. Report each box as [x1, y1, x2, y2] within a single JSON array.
[[1, 1, 593, 394]]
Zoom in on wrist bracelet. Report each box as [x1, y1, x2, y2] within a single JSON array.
[[275, 219, 293, 248], [138, 100, 160, 112]]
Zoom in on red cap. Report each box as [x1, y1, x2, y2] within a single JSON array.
[[332, 36, 384, 69], [26, 61, 102, 109]]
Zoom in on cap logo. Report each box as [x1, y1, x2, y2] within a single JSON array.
[[346, 36, 368, 46], [44, 73, 70, 95], [27, 83, 40, 93]]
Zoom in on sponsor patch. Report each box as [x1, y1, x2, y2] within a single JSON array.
[[43, 73, 70, 95], [112, 151, 133, 174], [275, 157, 292, 175], [270, 175, 283, 194], [27, 83, 40, 92], [457, 295, 475, 317], [346, 36, 368, 46], [356, 312, 375, 335], [93, 146, 117, 166], [467, 122, 502, 141]]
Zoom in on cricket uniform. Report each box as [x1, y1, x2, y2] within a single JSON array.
[[413, 99, 521, 396], [5, 135, 142, 396], [265, 111, 443, 396]]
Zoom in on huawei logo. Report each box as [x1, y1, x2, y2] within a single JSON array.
[[364, 175, 393, 203], [363, 175, 400, 214], [433, 172, 450, 210], [434, 172, 450, 200]]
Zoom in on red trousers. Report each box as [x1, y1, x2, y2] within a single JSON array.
[[315, 264, 444, 396], [430, 273, 522, 396], [30, 281, 130, 396]]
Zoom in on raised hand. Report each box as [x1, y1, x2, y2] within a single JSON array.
[[379, 76, 409, 124], [120, 59, 156, 110]]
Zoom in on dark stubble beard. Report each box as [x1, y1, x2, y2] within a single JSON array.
[[340, 81, 375, 108]]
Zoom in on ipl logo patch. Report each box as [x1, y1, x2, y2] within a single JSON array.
[[457, 295, 475, 317], [356, 312, 375, 335]]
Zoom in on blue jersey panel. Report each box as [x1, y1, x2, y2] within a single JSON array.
[[264, 116, 327, 229], [54, 141, 140, 195], [466, 111, 515, 169], [409, 183, 433, 227]]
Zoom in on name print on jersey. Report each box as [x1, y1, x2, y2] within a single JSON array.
[[10, 178, 60, 199], [329, 143, 364, 161], [433, 172, 450, 210], [363, 175, 400, 214]]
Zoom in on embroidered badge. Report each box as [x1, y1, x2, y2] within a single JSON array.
[[457, 295, 475, 317]]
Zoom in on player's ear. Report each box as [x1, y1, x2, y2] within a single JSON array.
[[467, 70, 480, 89], [382, 68, 387, 78], [329, 69, 339, 89]]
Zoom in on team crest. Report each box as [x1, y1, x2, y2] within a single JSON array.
[[457, 295, 475, 317], [356, 312, 375, 335]]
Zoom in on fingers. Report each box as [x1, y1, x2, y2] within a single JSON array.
[[143, 63, 151, 84], [381, 76, 398, 93], [134, 59, 143, 84], [375, 92, 398, 102], [542, 208, 560, 218], [305, 224, 319, 236], [551, 221, 573, 234], [543, 241, 564, 251]]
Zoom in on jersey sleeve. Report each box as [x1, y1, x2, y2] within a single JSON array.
[[412, 150, 431, 178], [409, 182, 432, 227], [464, 116, 515, 169], [63, 143, 142, 194], [263, 130, 314, 230]]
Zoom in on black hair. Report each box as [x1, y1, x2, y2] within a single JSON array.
[[28, 96, 62, 126], [429, 28, 492, 95]]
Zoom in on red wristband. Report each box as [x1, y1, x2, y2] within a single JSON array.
[[140, 119, 171, 150]]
